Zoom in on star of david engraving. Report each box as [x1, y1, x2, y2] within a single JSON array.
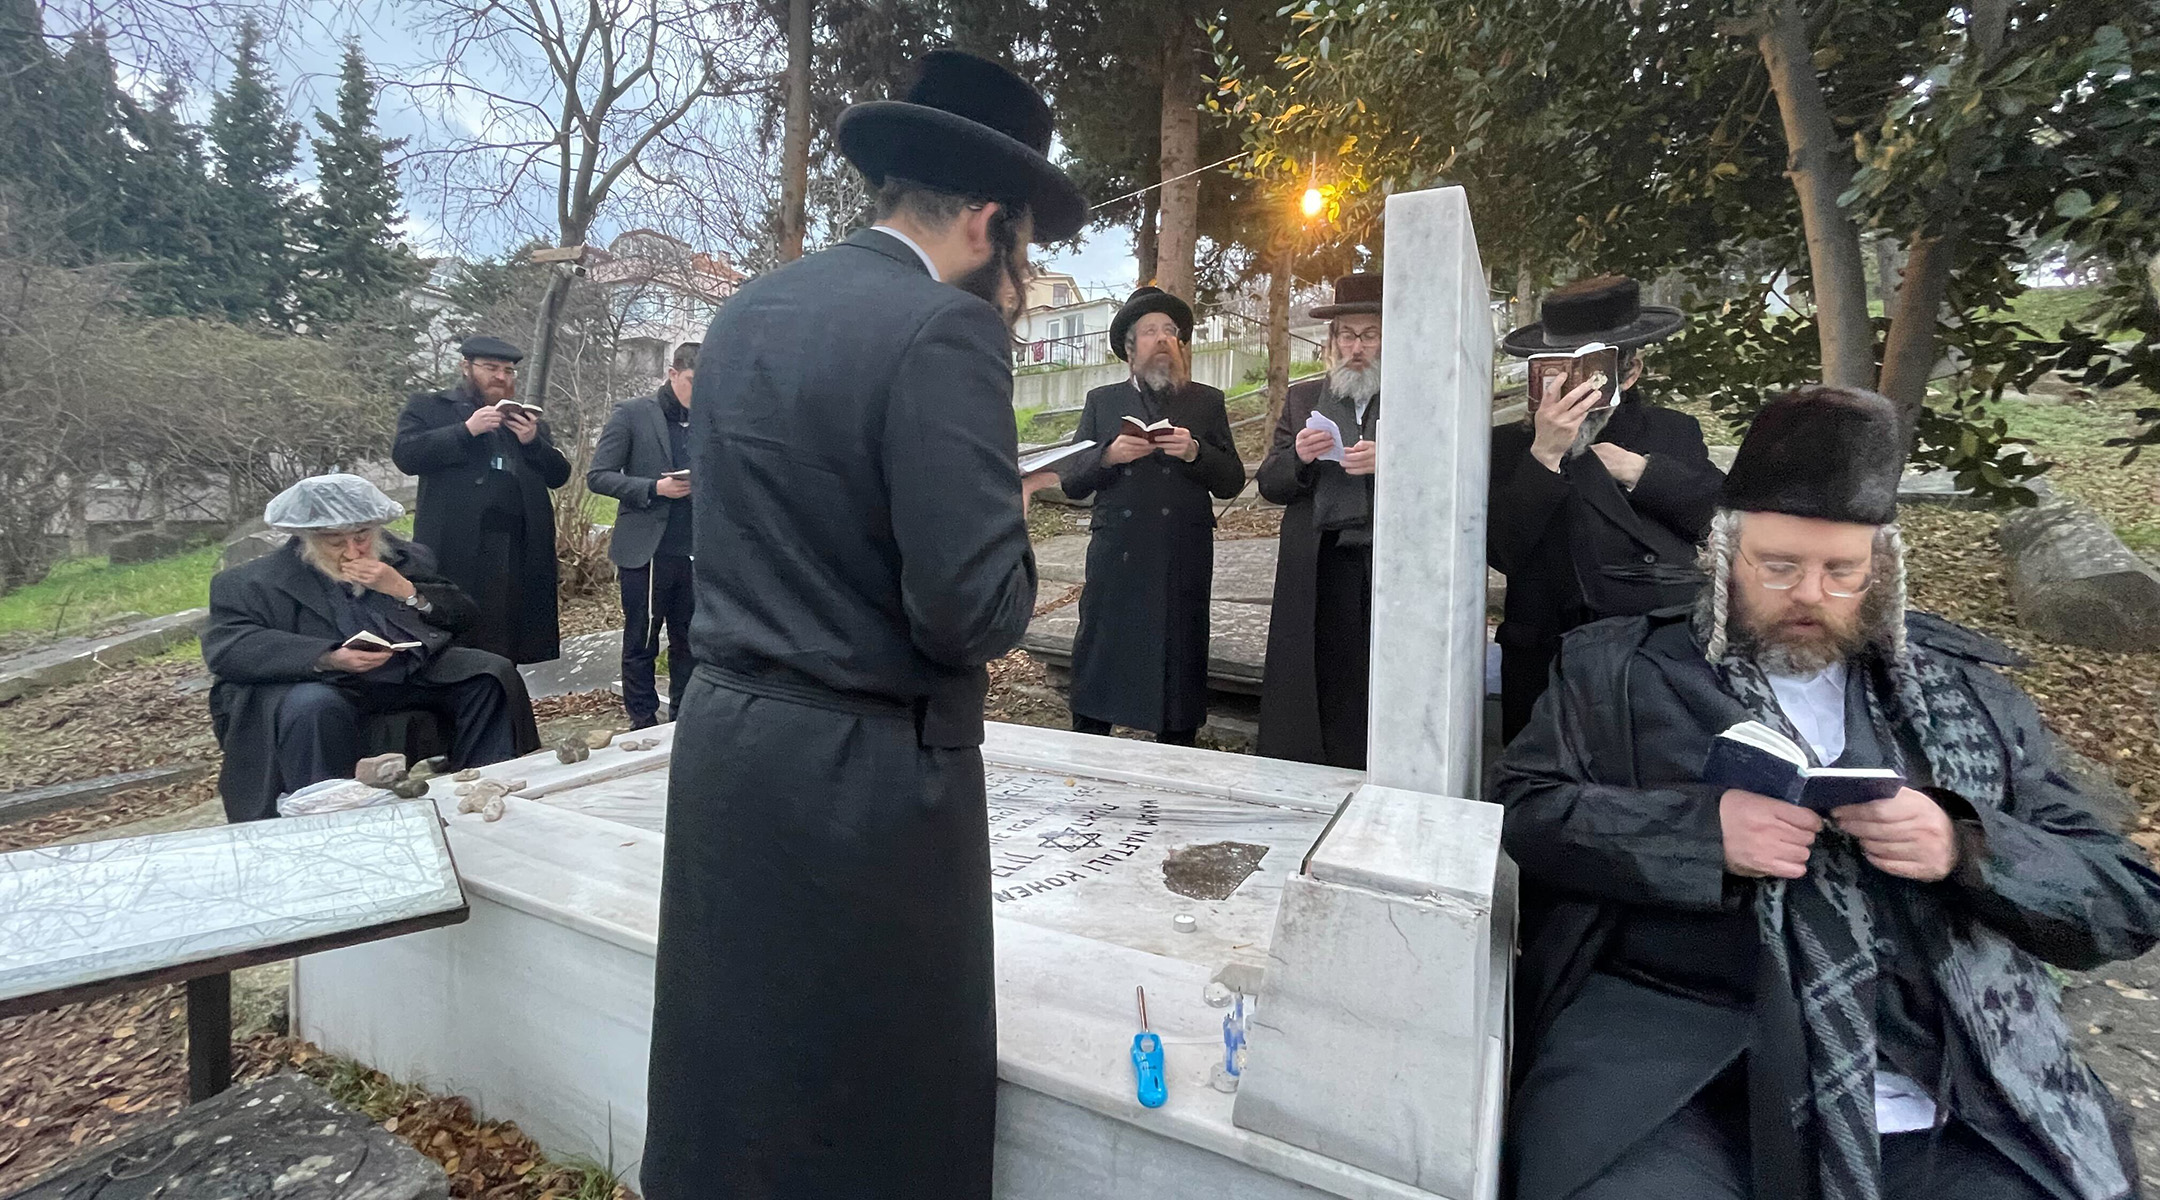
[[1039, 827, 1101, 852]]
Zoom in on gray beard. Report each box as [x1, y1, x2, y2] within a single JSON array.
[[299, 531, 385, 593], [1566, 404, 1617, 459], [1328, 361, 1381, 404], [1134, 359, 1176, 392], [1743, 631, 1860, 677]]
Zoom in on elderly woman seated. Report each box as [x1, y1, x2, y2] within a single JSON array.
[[204, 474, 540, 822]]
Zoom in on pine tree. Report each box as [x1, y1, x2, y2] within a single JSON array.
[[299, 43, 420, 327], [202, 19, 302, 327], [119, 79, 218, 315], [50, 30, 131, 257]]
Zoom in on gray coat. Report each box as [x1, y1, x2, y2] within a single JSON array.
[[587, 386, 685, 568]]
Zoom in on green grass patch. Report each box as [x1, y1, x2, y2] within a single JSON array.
[[2004, 285, 2117, 339], [583, 489, 619, 525], [0, 545, 220, 636]]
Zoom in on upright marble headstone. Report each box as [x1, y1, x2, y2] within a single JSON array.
[[1232, 185, 1510, 1199]]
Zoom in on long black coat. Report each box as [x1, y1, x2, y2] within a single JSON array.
[[1255, 377, 1369, 764], [202, 537, 540, 823], [1057, 379, 1245, 733], [391, 382, 571, 664], [1487, 395, 1722, 740], [1494, 611, 2160, 1200], [643, 229, 1037, 1200]]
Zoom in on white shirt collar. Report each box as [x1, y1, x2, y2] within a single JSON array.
[[1765, 660, 1849, 765], [870, 225, 940, 281]]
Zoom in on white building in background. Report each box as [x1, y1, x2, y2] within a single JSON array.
[[1015, 270, 1121, 368], [589, 230, 745, 381]]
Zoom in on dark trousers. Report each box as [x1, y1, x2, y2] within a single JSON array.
[[1072, 714, 1198, 746], [620, 554, 696, 725], [274, 677, 519, 794], [1500, 640, 1558, 745], [1313, 538, 1373, 770], [1557, 1078, 2051, 1200]]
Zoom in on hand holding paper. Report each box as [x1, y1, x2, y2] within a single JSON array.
[[1301, 411, 1348, 464]]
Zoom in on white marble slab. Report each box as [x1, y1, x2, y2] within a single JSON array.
[[418, 723, 674, 803], [1308, 783, 1504, 907]]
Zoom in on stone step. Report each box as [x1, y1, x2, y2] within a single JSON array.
[[0, 609, 208, 705], [0, 764, 210, 827]]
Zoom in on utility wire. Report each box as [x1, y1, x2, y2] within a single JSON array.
[[1093, 151, 1253, 210]]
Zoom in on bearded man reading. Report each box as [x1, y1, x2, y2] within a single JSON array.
[[1497, 387, 2160, 1200]]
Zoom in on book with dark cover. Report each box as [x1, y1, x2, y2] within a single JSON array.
[[493, 400, 545, 418], [1527, 341, 1620, 413], [1701, 720, 1903, 813], [1120, 415, 1177, 443]]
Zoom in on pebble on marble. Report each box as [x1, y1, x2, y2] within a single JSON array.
[[583, 730, 616, 750], [353, 753, 406, 788], [453, 768, 482, 782]]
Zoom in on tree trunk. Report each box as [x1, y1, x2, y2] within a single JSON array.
[[1514, 263, 1537, 332], [1155, 32, 1200, 302], [778, 0, 812, 262], [1877, 231, 1955, 442], [1755, 0, 1875, 389], [1873, 237, 1901, 314], [525, 263, 578, 411], [1265, 244, 1292, 436], [1136, 189, 1160, 287]]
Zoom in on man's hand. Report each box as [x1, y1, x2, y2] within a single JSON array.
[[1102, 433, 1155, 466], [655, 475, 692, 500], [340, 559, 416, 600], [1343, 439, 1377, 477], [319, 647, 395, 675], [1293, 427, 1337, 464], [1021, 469, 1060, 516], [1721, 788, 1823, 879], [1832, 788, 1960, 882], [1158, 427, 1200, 462], [503, 410, 540, 444], [1530, 377, 1606, 471], [1590, 443, 1647, 489], [464, 405, 506, 436]]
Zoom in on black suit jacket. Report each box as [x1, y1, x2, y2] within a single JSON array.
[[684, 228, 1037, 747], [588, 386, 684, 568]]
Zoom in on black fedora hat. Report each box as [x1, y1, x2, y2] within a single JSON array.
[[835, 50, 1087, 244], [1310, 273, 1381, 319], [1108, 287, 1194, 361], [1502, 274, 1684, 356]]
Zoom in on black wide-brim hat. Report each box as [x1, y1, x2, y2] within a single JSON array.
[[835, 50, 1088, 244], [1109, 287, 1194, 361], [1723, 385, 1905, 526], [1310, 273, 1381, 319], [1501, 274, 1684, 356]]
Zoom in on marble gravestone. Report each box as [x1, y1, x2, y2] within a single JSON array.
[[291, 185, 1511, 1200]]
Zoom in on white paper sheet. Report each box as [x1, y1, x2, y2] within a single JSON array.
[[1302, 411, 1348, 463]]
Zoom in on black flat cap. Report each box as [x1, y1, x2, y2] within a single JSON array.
[[459, 335, 525, 363]]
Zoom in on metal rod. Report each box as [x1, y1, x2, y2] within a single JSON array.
[[186, 972, 233, 1102], [1136, 985, 1149, 1032]]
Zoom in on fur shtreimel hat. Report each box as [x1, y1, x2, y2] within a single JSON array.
[[835, 50, 1087, 244], [1109, 287, 1194, 360], [1310, 273, 1381, 319], [1501, 275, 1684, 357], [1722, 385, 1905, 526]]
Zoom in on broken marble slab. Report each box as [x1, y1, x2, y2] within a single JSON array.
[[516, 629, 624, 701], [0, 609, 208, 704]]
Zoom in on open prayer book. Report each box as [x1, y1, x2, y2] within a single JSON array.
[[493, 399, 545, 418], [661, 469, 690, 480], [1120, 415, 1178, 443], [1019, 440, 1096, 476], [1527, 342, 1620, 413], [342, 630, 424, 653], [1701, 720, 1903, 813]]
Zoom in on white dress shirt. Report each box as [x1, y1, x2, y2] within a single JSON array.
[[1765, 660, 1941, 1135], [869, 225, 941, 281]]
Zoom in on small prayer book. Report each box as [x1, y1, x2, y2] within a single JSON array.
[[1701, 720, 1903, 812], [1527, 342, 1620, 413], [493, 400, 545, 417], [1120, 415, 1177, 443], [343, 630, 424, 652], [661, 469, 690, 480]]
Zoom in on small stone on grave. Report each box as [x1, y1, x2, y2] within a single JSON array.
[[354, 753, 407, 787], [390, 779, 431, 800], [583, 730, 616, 750], [453, 769, 482, 782], [555, 740, 591, 764]]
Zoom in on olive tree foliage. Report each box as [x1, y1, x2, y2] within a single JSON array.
[[1215, 0, 2160, 497]]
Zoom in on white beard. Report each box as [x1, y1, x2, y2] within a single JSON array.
[[1567, 404, 1617, 459], [1328, 361, 1381, 404], [299, 529, 384, 593], [1134, 358, 1176, 392]]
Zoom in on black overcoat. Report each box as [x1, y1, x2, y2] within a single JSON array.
[[1254, 377, 1368, 764], [391, 382, 571, 664], [202, 537, 540, 823], [1487, 394, 1722, 740], [1057, 379, 1245, 733], [642, 229, 1037, 1200], [1494, 611, 2160, 1200]]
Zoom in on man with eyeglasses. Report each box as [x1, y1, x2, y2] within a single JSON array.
[[1257, 273, 1384, 768], [1495, 386, 2160, 1200]]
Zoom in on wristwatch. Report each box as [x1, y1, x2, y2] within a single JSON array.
[[401, 591, 432, 614]]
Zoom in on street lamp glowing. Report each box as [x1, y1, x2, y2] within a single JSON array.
[[1300, 186, 1325, 218]]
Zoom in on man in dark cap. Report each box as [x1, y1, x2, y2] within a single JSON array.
[[1496, 385, 2160, 1200], [1488, 275, 1726, 742], [391, 336, 571, 664], [1257, 273, 1383, 768], [641, 49, 1080, 1199], [1056, 286, 1244, 745]]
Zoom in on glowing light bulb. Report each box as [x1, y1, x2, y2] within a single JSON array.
[[1300, 186, 1325, 218]]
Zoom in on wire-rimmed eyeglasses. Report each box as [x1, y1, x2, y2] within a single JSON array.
[[1740, 549, 1874, 597]]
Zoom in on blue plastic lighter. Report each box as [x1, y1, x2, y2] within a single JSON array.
[[1132, 985, 1167, 1108]]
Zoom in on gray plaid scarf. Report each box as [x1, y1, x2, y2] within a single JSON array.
[[1718, 644, 2130, 1200]]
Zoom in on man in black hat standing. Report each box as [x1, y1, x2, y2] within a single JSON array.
[[640, 50, 1082, 1199], [1057, 287, 1245, 745], [1488, 275, 1725, 742], [391, 336, 570, 665], [1497, 385, 2160, 1200], [1257, 273, 1383, 768]]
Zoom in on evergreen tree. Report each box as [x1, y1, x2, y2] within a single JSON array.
[[119, 79, 218, 315], [50, 30, 130, 257], [202, 19, 302, 327], [300, 43, 420, 327]]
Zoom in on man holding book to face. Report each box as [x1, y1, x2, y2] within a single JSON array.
[[391, 335, 572, 666], [1488, 275, 1726, 742], [1495, 386, 2160, 1200], [1054, 287, 1244, 745]]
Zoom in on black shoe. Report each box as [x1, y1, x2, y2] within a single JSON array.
[[628, 714, 658, 731]]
